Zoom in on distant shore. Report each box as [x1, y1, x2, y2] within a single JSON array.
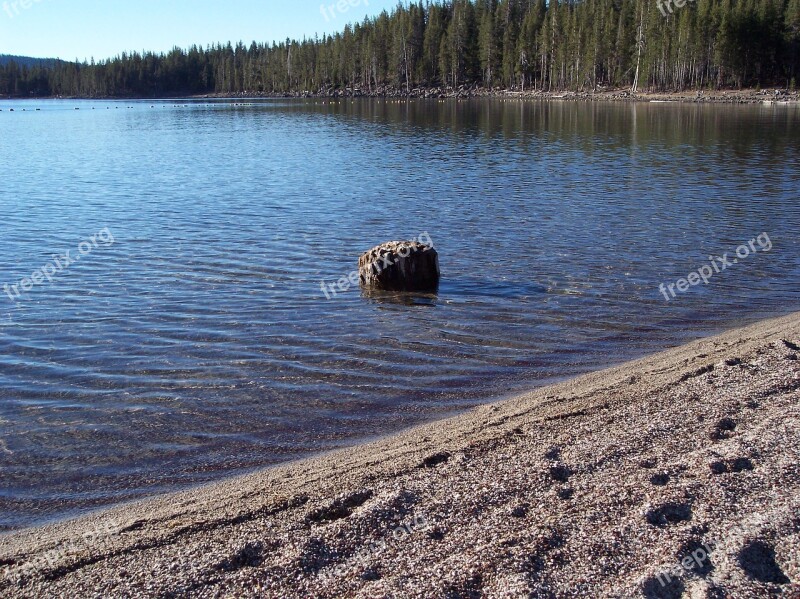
[[2, 311, 798, 598], [3, 87, 799, 104], [199, 86, 800, 104]]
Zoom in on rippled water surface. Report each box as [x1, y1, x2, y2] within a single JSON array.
[[1, 98, 799, 529]]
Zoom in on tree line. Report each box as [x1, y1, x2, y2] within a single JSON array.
[[2, 0, 799, 98]]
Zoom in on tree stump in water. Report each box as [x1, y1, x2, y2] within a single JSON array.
[[359, 240, 440, 292]]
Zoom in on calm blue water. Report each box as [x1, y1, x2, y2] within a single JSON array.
[[1, 98, 799, 529]]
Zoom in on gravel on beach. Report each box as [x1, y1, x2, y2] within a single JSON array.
[[1, 313, 799, 598]]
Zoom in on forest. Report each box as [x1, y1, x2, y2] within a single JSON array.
[[1, 0, 799, 98]]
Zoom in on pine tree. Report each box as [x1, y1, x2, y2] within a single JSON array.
[[788, 0, 800, 84], [478, 0, 500, 86]]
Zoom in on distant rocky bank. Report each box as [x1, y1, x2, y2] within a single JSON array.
[[5, 87, 798, 104], [195, 86, 800, 104]]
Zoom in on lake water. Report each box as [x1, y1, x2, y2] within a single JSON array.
[[1, 98, 799, 530]]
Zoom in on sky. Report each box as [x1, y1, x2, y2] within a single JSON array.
[[0, 0, 401, 61]]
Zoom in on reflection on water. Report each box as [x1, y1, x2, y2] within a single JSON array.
[[0, 98, 798, 529], [360, 288, 439, 306]]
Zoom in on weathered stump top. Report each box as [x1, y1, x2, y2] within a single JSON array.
[[358, 240, 440, 292]]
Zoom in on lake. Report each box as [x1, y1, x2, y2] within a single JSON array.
[[1, 98, 798, 530]]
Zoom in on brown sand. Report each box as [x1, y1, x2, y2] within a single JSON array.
[[1, 312, 799, 598]]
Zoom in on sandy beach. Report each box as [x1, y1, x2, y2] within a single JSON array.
[[1, 312, 799, 598]]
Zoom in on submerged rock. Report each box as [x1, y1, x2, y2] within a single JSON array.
[[358, 240, 439, 292]]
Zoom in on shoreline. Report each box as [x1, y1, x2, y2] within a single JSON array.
[[2, 88, 799, 104], [2, 311, 799, 597]]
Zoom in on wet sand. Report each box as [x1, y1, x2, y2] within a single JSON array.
[[2, 312, 799, 598]]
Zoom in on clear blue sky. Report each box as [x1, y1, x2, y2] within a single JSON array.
[[0, 0, 401, 61]]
